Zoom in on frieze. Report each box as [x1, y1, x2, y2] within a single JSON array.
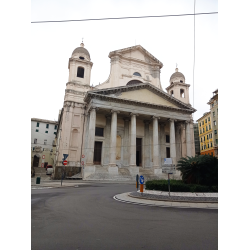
[[63, 101, 85, 109]]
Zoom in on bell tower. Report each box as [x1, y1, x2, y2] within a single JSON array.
[[68, 42, 93, 85], [166, 68, 190, 105]]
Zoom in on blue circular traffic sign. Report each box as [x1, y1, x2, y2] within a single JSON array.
[[139, 175, 144, 184]]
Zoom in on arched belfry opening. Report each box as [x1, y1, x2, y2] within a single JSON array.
[[77, 67, 84, 78], [170, 90, 174, 97], [126, 80, 143, 86], [180, 89, 185, 98]]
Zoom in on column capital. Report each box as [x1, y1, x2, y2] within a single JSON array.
[[110, 109, 120, 114], [143, 120, 151, 125], [169, 118, 177, 123], [151, 116, 160, 120], [130, 112, 139, 117], [89, 106, 99, 112]]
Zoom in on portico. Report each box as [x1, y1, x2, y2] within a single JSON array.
[[82, 83, 195, 178]]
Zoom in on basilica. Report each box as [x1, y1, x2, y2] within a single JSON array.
[[54, 43, 196, 180]]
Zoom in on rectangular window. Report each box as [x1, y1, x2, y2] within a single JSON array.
[[209, 125, 211, 130], [205, 119, 207, 123], [204, 145, 206, 149], [204, 136, 205, 141], [212, 103, 214, 107], [211, 133, 212, 138], [36, 129, 39, 132], [211, 143, 212, 147], [54, 132, 57, 135], [201, 138, 202, 142], [214, 130, 217, 135], [216, 139, 218, 144], [95, 127, 104, 137], [199, 123, 201, 127], [34, 139, 37, 144], [206, 126, 208, 131], [202, 146, 203, 150], [54, 125, 57, 130], [208, 117, 210, 121], [166, 135, 170, 143], [213, 112, 215, 117], [214, 120, 216, 126], [33, 147, 35, 151], [36, 122, 39, 127], [46, 124, 49, 129], [200, 129, 202, 134], [203, 128, 204, 133], [207, 135, 208, 140], [44, 140, 47, 145], [45, 131, 48, 133], [202, 121, 204, 125], [208, 144, 209, 148]]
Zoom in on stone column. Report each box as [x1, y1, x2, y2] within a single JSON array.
[[185, 120, 192, 157], [109, 110, 119, 174], [143, 120, 151, 168], [84, 107, 97, 178], [123, 117, 130, 167], [169, 119, 177, 165], [159, 122, 166, 166], [152, 116, 161, 174], [103, 115, 111, 166], [129, 113, 139, 175]]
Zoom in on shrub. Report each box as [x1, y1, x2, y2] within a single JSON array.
[[176, 155, 218, 186], [145, 179, 217, 193]]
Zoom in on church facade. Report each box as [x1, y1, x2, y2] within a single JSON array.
[[54, 43, 196, 180]]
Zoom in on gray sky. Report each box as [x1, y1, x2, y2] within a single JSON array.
[[31, 0, 218, 121]]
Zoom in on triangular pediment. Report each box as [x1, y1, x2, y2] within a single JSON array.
[[109, 45, 163, 67], [86, 83, 195, 112]]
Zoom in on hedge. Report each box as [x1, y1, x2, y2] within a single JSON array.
[[145, 180, 218, 193]]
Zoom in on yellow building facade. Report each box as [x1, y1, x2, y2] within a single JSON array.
[[197, 112, 215, 156]]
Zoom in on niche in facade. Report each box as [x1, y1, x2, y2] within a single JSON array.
[[70, 129, 78, 147]]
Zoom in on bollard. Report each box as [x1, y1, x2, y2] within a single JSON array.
[[140, 184, 144, 193], [136, 174, 139, 190]]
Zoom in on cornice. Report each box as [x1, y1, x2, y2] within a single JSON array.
[[85, 92, 194, 114], [66, 81, 96, 90], [68, 57, 93, 66], [63, 101, 85, 109], [166, 82, 190, 91], [86, 83, 196, 112], [65, 89, 86, 96], [31, 118, 58, 124]]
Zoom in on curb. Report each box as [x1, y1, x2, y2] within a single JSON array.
[[113, 193, 218, 209], [128, 193, 218, 203]]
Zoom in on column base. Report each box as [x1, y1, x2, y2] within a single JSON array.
[[154, 168, 162, 175], [129, 166, 139, 176], [108, 166, 118, 175], [83, 166, 96, 179]]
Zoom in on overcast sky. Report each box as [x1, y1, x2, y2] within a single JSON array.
[[31, 0, 218, 121]]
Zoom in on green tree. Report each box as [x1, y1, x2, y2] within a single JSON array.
[[176, 155, 218, 186]]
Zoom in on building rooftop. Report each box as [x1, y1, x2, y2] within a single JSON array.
[[31, 118, 58, 125]]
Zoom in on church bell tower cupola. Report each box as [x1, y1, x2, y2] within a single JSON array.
[[166, 68, 190, 105], [68, 42, 93, 85]]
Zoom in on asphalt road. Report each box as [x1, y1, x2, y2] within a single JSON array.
[[31, 183, 218, 250]]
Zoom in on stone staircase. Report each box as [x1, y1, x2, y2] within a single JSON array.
[[83, 166, 181, 181]]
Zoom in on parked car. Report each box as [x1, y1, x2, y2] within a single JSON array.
[[46, 165, 53, 175]]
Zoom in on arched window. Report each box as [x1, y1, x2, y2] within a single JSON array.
[[180, 80, 183, 83], [170, 90, 174, 97], [180, 89, 185, 98], [133, 72, 141, 77], [79, 56, 85, 60], [77, 67, 84, 78]]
